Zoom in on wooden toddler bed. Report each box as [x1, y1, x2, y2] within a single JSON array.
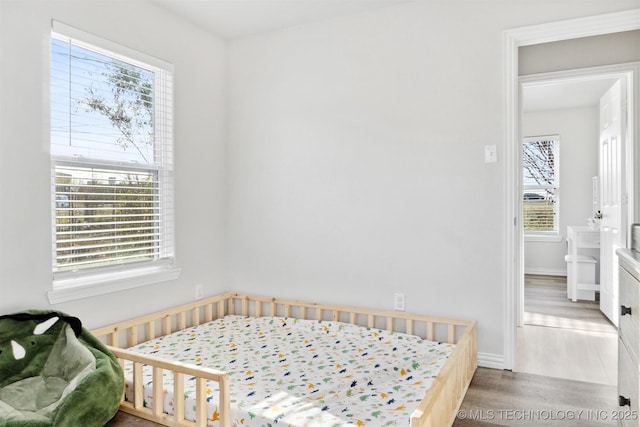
[[92, 293, 477, 427]]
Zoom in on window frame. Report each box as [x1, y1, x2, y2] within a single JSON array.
[[48, 21, 180, 304], [522, 135, 561, 242]]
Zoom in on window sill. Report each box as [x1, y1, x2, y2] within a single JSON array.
[[48, 265, 181, 304], [524, 234, 563, 243]]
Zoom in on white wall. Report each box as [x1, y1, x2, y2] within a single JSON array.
[[0, 0, 228, 328], [226, 1, 639, 361], [522, 107, 600, 275], [1, 0, 638, 365]]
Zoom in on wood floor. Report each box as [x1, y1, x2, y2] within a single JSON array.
[[107, 275, 620, 426], [517, 274, 617, 385], [523, 274, 615, 333], [453, 368, 617, 426]]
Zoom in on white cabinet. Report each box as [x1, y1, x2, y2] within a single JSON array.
[[617, 245, 640, 426]]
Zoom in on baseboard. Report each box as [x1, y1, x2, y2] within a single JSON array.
[[524, 267, 566, 277], [477, 352, 504, 369]]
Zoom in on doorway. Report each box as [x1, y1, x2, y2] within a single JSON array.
[[517, 67, 637, 379], [516, 69, 628, 384], [519, 67, 635, 322], [503, 9, 640, 371]]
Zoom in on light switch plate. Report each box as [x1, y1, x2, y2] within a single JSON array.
[[485, 145, 497, 163]]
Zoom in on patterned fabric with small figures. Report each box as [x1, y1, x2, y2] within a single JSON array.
[[124, 315, 454, 426]]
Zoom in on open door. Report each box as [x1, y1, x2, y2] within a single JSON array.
[[599, 79, 627, 327]]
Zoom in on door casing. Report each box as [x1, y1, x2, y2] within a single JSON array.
[[503, 9, 640, 370]]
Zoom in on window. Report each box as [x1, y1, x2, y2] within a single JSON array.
[[522, 136, 559, 236], [50, 22, 178, 301]]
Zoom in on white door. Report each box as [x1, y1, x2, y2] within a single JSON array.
[[599, 79, 627, 327]]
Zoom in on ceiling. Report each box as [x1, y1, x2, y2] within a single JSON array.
[[151, 0, 412, 40], [522, 78, 618, 113], [150, 0, 619, 112]]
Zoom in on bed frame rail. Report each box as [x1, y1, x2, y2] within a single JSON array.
[[410, 321, 477, 426], [111, 348, 231, 427], [92, 292, 477, 427]]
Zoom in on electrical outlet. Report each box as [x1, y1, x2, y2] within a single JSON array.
[[194, 284, 204, 301], [393, 293, 405, 311]]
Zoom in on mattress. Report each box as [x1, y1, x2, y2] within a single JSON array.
[[124, 315, 454, 426]]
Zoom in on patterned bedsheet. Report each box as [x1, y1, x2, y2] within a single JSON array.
[[125, 315, 454, 426]]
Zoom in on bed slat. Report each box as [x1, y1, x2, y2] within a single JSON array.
[[133, 362, 144, 409], [406, 319, 413, 336], [426, 322, 434, 341], [146, 322, 155, 341], [270, 301, 276, 317], [174, 372, 185, 423], [128, 327, 138, 347], [153, 366, 163, 417], [163, 316, 171, 336], [195, 378, 207, 427]]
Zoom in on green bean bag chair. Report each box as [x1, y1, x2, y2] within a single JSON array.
[[0, 311, 124, 427]]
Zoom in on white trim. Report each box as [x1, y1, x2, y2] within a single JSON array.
[[524, 267, 566, 277], [520, 63, 640, 85], [48, 265, 181, 304], [522, 134, 558, 141], [524, 234, 563, 243], [52, 20, 174, 72], [504, 8, 640, 371], [503, 25, 520, 371], [506, 9, 640, 47], [477, 352, 504, 370], [49, 23, 177, 294]]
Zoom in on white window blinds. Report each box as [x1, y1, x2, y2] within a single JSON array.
[[50, 22, 175, 276]]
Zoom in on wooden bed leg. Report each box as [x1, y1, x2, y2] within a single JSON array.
[[219, 373, 232, 427]]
